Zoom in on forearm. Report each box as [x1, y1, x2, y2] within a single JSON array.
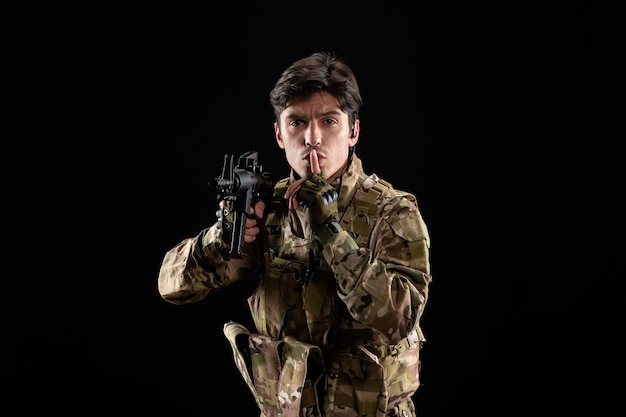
[[320, 220, 431, 338], [157, 225, 261, 304]]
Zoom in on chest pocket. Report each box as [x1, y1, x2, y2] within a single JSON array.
[[340, 177, 391, 248]]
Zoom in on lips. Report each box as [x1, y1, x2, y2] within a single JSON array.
[[303, 155, 325, 165], [303, 151, 325, 160]]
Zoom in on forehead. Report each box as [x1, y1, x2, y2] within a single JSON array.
[[283, 91, 344, 117]]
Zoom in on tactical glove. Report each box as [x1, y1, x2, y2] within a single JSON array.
[[296, 173, 340, 233]]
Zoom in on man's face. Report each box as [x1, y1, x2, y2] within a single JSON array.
[[274, 91, 359, 182]]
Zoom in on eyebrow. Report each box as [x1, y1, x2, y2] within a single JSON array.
[[283, 109, 344, 120]]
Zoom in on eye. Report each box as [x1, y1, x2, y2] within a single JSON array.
[[323, 119, 337, 125], [289, 119, 305, 127]]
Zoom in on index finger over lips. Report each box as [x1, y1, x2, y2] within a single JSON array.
[[309, 149, 321, 175]]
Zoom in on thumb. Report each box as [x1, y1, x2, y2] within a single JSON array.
[[284, 178, 305, 209]]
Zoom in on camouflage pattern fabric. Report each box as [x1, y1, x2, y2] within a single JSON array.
[[224, 321, 325, 417], [158, 155, 432, 417]]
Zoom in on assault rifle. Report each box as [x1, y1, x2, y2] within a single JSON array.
[[208, 151, 274, 258]]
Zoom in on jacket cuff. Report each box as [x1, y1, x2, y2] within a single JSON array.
[[314, 221, 344, 247]]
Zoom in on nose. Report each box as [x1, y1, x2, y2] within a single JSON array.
[[304, 125, 321, 147]]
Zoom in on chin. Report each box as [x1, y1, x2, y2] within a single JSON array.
[[295, 168, 309, 179]]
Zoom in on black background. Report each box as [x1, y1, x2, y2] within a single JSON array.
[[6, 2, 620, 415]]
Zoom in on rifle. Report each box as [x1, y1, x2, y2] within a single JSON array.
[[208, 151, 274, 258]]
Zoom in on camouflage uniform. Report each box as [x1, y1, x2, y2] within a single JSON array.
[[158, 155, 432, 417]]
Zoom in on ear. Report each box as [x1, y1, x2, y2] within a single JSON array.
[[274, 122, 285, 149], [349, 119, 360, 146]]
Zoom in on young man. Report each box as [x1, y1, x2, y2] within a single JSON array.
[[158, 51, 432, 417]]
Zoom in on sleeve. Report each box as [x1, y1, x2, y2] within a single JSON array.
[[321, 195, 432, 340], [157, 224, 263, 305]]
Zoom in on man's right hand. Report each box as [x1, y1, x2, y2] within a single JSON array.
[[244, 199, 265, 243]]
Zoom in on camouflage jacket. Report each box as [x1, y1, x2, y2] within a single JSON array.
[[158, 155, 432, 417]]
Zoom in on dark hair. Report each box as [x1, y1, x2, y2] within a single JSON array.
[[269, 52, 363, 126]]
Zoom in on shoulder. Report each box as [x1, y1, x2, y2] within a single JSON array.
[[361, 174, 419, 212], [368, 177, 430, 244]]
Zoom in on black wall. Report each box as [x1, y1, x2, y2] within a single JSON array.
[[7, 2, 619, 415]]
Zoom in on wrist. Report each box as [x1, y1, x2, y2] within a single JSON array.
[[314, 221, 343, 247]]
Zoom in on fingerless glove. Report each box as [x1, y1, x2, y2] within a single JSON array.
[[296, 173, 339, 233]]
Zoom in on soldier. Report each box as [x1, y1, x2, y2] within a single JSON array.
[[158, 51, 432, 417]]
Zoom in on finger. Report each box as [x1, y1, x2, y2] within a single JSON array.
[[284, 178, 305, 201], [310, 149, 321, 174], [285, 179, 305, 210], [244, 226, 259, 243], [289, 195, 299, 210], [245, 216, 257, 229], [253, 200, 265, 219]]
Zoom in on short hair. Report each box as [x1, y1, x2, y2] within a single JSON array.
[[269, 52, 363, 126]]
